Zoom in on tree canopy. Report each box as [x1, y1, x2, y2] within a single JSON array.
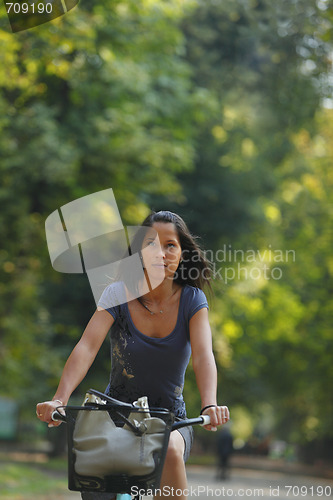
[[0, 0, 332, 461]]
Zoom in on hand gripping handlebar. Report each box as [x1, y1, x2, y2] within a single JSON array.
[[51, 409, 211, 429]]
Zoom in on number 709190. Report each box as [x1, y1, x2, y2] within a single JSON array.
[[285, 485, 331, 496], [6, 2, 53, 13]]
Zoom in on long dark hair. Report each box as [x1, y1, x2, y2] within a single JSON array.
[[140, 210, 212, 290]]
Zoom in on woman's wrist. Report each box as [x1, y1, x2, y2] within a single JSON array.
[[52, 394, 68, 405], [200, 404, 217, 414]]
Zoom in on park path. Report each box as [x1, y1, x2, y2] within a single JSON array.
[[185, 464, 333, 499], [59, 463, 333, 500]]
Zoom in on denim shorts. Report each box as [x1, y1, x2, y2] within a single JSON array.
[[177, 423, 194, 462]]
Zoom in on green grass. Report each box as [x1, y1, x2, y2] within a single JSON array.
[[0, 452, 214, 499], [186, 453, 216, 466], [0, 456, 72, 499]]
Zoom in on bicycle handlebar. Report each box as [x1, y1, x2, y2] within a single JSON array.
[[51, 409, 211, 428], [52, 410, 66, 422], [172, 414, 210, 429]]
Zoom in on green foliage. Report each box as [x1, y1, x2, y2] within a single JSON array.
[[0, 0, 196, 406], [0, 0, 332, 458], [154, 0, 333, 450]]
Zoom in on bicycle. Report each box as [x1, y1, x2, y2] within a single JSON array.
[[52, 389, 211, 500]]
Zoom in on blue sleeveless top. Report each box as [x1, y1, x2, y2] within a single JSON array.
[[98, 283, 209, 418]]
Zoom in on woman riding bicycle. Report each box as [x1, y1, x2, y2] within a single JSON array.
[[36, 210, 230, 500]]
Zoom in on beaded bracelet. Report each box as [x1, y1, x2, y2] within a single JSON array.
[[200, 404, 217, 415]]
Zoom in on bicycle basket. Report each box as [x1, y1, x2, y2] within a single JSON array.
[[63, 391, 174, 494]]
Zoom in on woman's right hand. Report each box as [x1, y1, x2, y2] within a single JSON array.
[[36, 400, 64, 427]]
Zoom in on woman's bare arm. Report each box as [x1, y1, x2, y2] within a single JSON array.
[[36, 309, 114, 425], [190, 307, 229, 430]]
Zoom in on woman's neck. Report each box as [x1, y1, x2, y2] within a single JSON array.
[[143, 276, 180, 304]]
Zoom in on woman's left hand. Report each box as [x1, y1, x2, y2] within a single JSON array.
[[202, 405, 230, 432]]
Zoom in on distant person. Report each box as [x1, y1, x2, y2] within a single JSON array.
[[216, 427, 233, 480]]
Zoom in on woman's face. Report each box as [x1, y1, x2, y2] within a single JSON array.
[[141, 222, 182, 283]]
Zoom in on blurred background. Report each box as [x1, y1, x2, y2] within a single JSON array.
[[0, 0, 332, 496]]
